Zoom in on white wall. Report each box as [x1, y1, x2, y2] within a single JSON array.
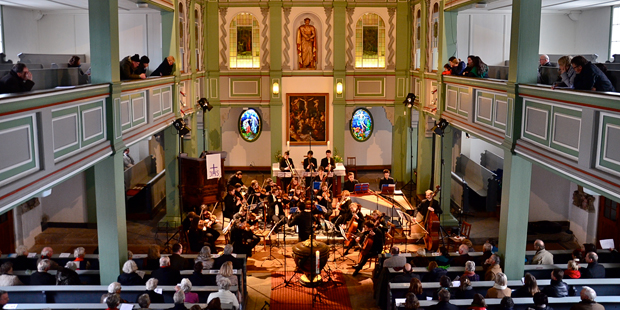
[[528, 164, 571, 222], [575, 7, 611, 62], [539, 14, 576, 54], [40, 172, 88, 223], [456, 13, 511, 66], [344, 106, 393, 166], [2, 6, 39, 62], [459, 136, 504, 163]]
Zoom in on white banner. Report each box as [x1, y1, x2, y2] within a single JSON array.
[[206, 153, 222, 180]]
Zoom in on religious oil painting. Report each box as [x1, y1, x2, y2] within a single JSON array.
[[238, 108, 262, 142], [350, 108, 373, 142], [237, 26, 253, 56], [286, 93, 329, 145]]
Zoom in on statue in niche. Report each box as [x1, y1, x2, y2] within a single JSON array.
[[297, 18, 317, 69]]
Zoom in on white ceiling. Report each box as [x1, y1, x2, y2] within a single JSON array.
[[466, 0, 620, 13], [0, 0, 160, 12]]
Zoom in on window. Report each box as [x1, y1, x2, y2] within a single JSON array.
[[604, 198, 618, 221], [195, 7, 202, 71], [611, 7, 620, 58], [229, 13, 260, 69], [414, 9, 421, 70], [179, 2, 186, 72], [350, 108, 373, 142], [355, 13, 385, 68], [430, 2, 440, 71], [238, 108, 262, 142]]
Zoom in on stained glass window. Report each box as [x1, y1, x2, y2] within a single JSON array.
[[230, 13, 260, 69], [239, 108, 262, 142], [355, 13, 385, 68], [350, 108, 373, 142]]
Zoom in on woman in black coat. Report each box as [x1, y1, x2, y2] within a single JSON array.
[[117, 260, 145, 286]]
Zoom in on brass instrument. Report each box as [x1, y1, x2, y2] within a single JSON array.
[[285, 156, 299, 178]]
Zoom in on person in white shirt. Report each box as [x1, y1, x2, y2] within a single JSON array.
[[207, 277, 239, 309]]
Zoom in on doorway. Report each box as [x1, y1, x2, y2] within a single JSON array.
[[597, 196, 620, 248], [0, 210, 15, 253]]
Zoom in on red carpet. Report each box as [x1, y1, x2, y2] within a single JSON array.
[[270, 271, 353, 310]]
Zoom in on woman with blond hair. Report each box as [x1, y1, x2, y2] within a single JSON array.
[[513, 273, 539, 297], [216, 261, 238, 286], [564, 260, 581, 279], [486, 272, 511, 298], [552, 56, 576, 89]]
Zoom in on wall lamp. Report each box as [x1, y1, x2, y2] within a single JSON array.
[[336, 82, 343, 95], [272, 82, 279, 96]]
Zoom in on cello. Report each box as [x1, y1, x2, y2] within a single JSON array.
[[423, 186, 441, 252], [344, 203, 362, 247]]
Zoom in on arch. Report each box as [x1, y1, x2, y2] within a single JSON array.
[[355, 12, 386, 68], [229, 12, 260, 69]]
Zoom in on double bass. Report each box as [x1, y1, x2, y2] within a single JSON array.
[[423, 186, 441, 252], [344, 203, 362, 247]]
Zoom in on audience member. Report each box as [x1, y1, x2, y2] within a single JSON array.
[[189, 306, 202, 310], [118, 259, 145, 285], [411, 248, 430, 268], [0, 63, 35, 94], [572, 249, 584, 263], [151, 256, 181, 285], [452, 244, 472, 267], [0, 290, 8, 308], [513, 273, 539, 298], [169, 290, 188, 310], [435, 247, 452, 266], [68, 55, 85, 76], [146, 245, 161, 270], [469, 294, 487, 310], [170, 243, 189, 271], [531, 292, 553, 310], [141, 278, 165, 304], [29, 259, 56, 285], [459, 261, 479, 282], [581, 252, 605, 278], [188, 262, 213, 286], [137, 293, 150, 310], [423, 261, 447, 282], [462, 239, 475, 253], [404, 292, 422, 310], [205, 297, 222, 310], [216, 261, 238, 286], [449, 57, 467, 76], [195, 246, 215, 270], [384, 247, 407, 269], [0, 262, 22, 286], [56, 265, 81, 285], [37, 247, 61, 271], [552, 56, 576, 89], [479, 243, 493, 266], [531, 240, 554, 265], [393, 263, 420, 283], [214, 244, 241, 270], [571, 56, 615, 92], [486, 272, 511, 298], [442, 63, 452, 75], [565, 260, 581, 279], [207, 277, 239, 309], [500, 297, 514, 310], [484, 254, 502, 281], [101, 282, 128, 303], [105, 293, 121, 310], [120, 54, 146, 80], [543, 269, 573, 297], [433, 275, 453, 300], [73, 247, 90, 270], [151, 56, 176, 77], [455, 276, 476, 299], [463, 55, 488, 78], [408, 277, 428, 301], [569, 286, 605, 310], [179, 278, 199, 303], [136, 56, 150, 75], [538, 54, 554, 84], [428, 289, 458, 310]]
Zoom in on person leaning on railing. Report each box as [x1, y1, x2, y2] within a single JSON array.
[[0, 63, 34, 94]]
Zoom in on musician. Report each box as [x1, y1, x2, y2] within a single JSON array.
[[199, 205, 221, 248], [378, 169, 396, 190], [320, 149, 336, 173], [343, 172, 359, 193], [288, 185, 306, 210], [264, 178, 275, 193], [317, 183, 334, 218], [418, 189, 442, 220], [224, 185, 242, 219], [187, 217, 208, 253], [182, 211, 200, 232], [370, 210, 389, 235], [352, 221, 385, 276], [267, 187, 286, 227], [332, 190, 352, 227], [279, 151, 295, 191], [234, 183, 244, 200], [303, 150, 318, 188], [234, 206, 259, 227], [246, 180, 267, 206], [230, 218, 260, 257], [342, 203, 365, 255], [287, 200, 314, 242], [287, 177, 300, 195], [228, 171, 244, 187]]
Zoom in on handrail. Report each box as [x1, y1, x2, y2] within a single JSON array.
[[0, 84, 109, 116], [443, 75, 509, 92], [518, 84, 620, 112], [120, 76, 175, 92]]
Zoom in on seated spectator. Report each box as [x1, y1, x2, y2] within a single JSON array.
[[569, 286, 605, 310], [0, 290, 8, 308], [423, 261, 447, 282], [214, 244, 241, 270], [455, 275, 476, 299], [451, 244, 472, 267], [484, 254, 502, 281], [170, 243, 189, 270], [56, 265, 81, 285], [207, 277, 239, 310], [571, 55, 615, 92], [68, 55, 85, 76], [531, 292, 553, 310], [442, 63, 452, 75], [140, 278, 165, 304], [500, 297, 514, 310], [0, 63, 35, 94], [118, 259, 145, 286], [105, 293, 121, 310], [408, 277, 428, 301], [531, 239, 554, 265], [146, 245, 161, 270], [429, 289, 458, 310], [404, 292, 422, 310], [151, 256, 181, 285], [565, 260, 581, 279], [552, 56, 576, 89], [195, 245, 215, 270], [188, 262, 214, 286], [137, 293, 150, 310], [0, 53, 12, 64], [433, 275, 453, 300], [37, 247, 61, 271], [469, 294, 487, 310], [127, 251, 134, 261], [486, 272, 511, 298], [216, 261, 238, 287], [73, 247, 90, 270], [151, 56, 176, 77], [393, 263, 420, 283], [179, 278, 199, 303], [513, 273, 539, 298], [581, 252, 605, 278], [449, 57, 467, 76], [101, 282, 128, 303], [458, 261, 479, 282], [120, 54, 146, 80], [189, 306, 202, 310], [543, 269, 573, 297], [0, 262, 22, 286], [135, 56, 150, 75], [462, 239, 475, 253], [205, 297, 222, 310], [169, 290, 188, 310], [435, 247, 452, 266], [384, 247, 407, 269], [411, 248, 430, 268], [12, 245, 35, 271], [30, 259, 56, 285], [572, 248, 583, 263], [479, 243, 493, 266], [463, 56, 488, 78], [538, 54, 554, 84]]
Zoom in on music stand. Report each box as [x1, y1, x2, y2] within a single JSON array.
[[396, 209, 426, 253], [334, 225, 356, 264], [354, 183, 369, 194], [381, 184, 396, 195], [260, 217, 284, 267]]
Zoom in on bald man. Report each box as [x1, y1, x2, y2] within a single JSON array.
[[531, 239, 554, 265]]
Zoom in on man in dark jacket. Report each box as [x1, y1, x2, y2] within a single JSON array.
[[581, 252, 605, 278], [570, 286, 606, 310], [571, 56, 615, 92], [543, 269, 574, 297], [188, 262, 214, 286], [213, 244, 242, 270], [0, 63, 35, 94], [429, 289, 459, 310], [120, 54, 146, 80], [150, 257, 181, 286], [151, 56, 175, 77], [135, 56, 150, 75], [168, 243, 188, 271], [392, 263, 420, 283], [29, 259, 56, 285], [451, 244, 472, 267]]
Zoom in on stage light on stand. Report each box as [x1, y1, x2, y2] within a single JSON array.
[[197, 98, 213, 112], [172, 118, 191, 137], [431, 118, 449, 136], [403, 93, 416, 109]]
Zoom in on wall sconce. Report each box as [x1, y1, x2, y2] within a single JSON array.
[[336, 82, 343, 95], [272, 82, 279, 95]]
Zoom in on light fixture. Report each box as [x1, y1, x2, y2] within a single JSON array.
[[172, 118, 191, 136], [136, 2, 148, 8], [336, 82, 343, 95], [432, 118, 449, 136], [197, 98, 213, 112], [403, 93, 416, 108], [272, 82, 279, 95]]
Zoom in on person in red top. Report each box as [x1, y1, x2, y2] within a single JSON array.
[[105, 293, 120, 310], [468, 294, 487, 310], [565, 260, 581, 279], [73, 247, 91, 270]]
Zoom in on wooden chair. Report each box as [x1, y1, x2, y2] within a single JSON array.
[[346, 157, 357, 179], [448, 221, 472, 252]]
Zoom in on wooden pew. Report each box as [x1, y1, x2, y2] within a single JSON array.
[[453, 154, 499, 212], [396, 297, 620, 310], [6, 304, 234, 310]]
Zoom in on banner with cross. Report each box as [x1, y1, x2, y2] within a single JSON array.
[[206, 153, 222, 180]]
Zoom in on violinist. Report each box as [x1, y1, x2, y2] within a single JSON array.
[[279, 151, 295, 191], [313, 166, 328, 192], [188, 217, 208, 253], [264, 178, 275, 193], [316, 182, 334, 218], [418, 189, 441, 221], [352, 221, 385, 276], [287, 200, 314, 242], [228, 170, 244, 187], [230, 218, 260, 257], [320, 149, 336, 186], [288, 185, 306, 211], [287, 177, 300, 195], [303, 150, 317, 188], [343, 172, 359, 193], [332, 190, 352, 226], [268, 187, 286, 228], [246, 180, 265, 205], [224, 185, 241, 219], [200, 205, 221, 247], [370, 210, 389, 235]]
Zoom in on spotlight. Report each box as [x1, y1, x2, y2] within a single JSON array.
[[403, 93, 416, 108], [197, 98, 213, 112], [172, 118, 191, 136], [432, 118, 449, 136]]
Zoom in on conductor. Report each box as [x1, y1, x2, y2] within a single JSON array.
[[287, 200, 314, 242]]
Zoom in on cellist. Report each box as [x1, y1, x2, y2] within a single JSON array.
[[351, 221, 384, 276], [342, 202, 364, 255]]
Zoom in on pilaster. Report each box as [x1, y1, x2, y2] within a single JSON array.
[[270, 1, 283, 162], [332, 1, 347, 158]]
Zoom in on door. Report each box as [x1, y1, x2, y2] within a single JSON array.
[[597, 196, 620, 248], [0, 210, 15, 254]]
